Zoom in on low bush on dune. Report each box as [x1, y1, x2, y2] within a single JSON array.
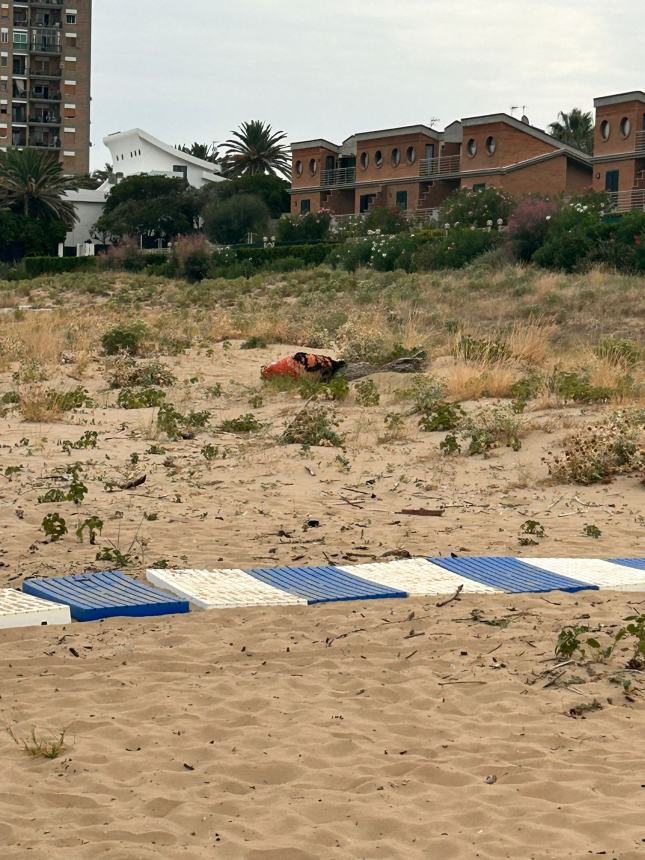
[[280, 403, 344, 447]]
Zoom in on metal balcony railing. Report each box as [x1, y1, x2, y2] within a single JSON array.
[[607, 189, 645, 212], [29, 115, 61, 124], [30, 139, 61, 149], [419, 155, 462, 178], [635, 130, 645, 155], [320, 167, 356, 188]]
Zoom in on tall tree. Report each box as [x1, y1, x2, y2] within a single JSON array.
[[179, 142, 219, 165], [548, 108, 594, 155], [0, 147, 79, 226], [221, 121, 290, 179]]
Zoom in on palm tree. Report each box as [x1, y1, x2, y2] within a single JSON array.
[[221, 121, 290, 179], [0, 147, 79, 226], [178, 142, 219, 165], [548, 108, 594, 155]]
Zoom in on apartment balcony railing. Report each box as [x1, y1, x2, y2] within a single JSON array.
[[607, 189, 645, 213], [635, 131, 645, 155], [29, 115, 60, 124], [30, 91, 61, 101], [30, 139, 61, 149], [320, 167, 356, 188], [28, 1, 64, 6], [419, 155, 462, 179]]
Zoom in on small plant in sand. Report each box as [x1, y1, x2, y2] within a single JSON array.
[[4, 465, 23, 481], [65, 464, 88, 505], [201, 444, 219, 461], [460, 405, 522, 455], [75, 516, 104, 545], [583, 524, 602, 539], [206, 383, 223, 399], [240, 335, 268, 350], [106, 356, 176, 389], [335, 454, 351, 472], [101, 321, 148, 356], [61, 431, 98, 454], [518, 519, 546, 546], [622, 615, 645, 669], [555, 624, 626, 664], [220, 413, 262, 433], [545, 412, 642, 485], [354, 379, 380, 407], [7, 726, 67, 760], [402, 374, 447, 414], [593, 337, 643, 368], [454, 334, 510, 364], [281, 403, 344, 447], [547, 369, 613, 404], [298, 376, 349, 402], [439, 433, 461, 455], [156, 403, 210, 439], [510, 373, 544, 413], [380, 411, 406, 442], [117, 387, 167, 409], [418, 401, 464, 432], [41, 513, 68, 542]]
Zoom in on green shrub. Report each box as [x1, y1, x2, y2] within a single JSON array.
[[546, 413, 642, 484], [354, 379, 380, 406], [454, 334, 510, 363], [240, 336, 268, 350], [117, 387, 167, 409], [276, 211, 331, 244], [414, 229, 497, 270], [203, 194, 271, 245], [23, 256, 97, 277], [439, 187, 514, 229], [327, 238, 373, 272], [548, 370, 613, 404], [101, 322, 148, 356], [107, 358, 176, 388], [364, 206, 409, 234], [593, 337, 643, 368], [46, 387, 94, 412], [418, 401, 464, 432], [460, 405, 522, 455], [298, 376, 349, 402], [280, 403, 343, 447], [157, 403, 210, 439], [401, 374, 447, 414], [220, 413, 262, 433]]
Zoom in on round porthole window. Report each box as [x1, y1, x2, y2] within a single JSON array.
[[485, 136, 496, 156], [467, 138, 477, 157], [406, 146, 416, 164], [295, 160, 303, 176], [600, 120, 610, 141], [620, 117, 631, 138], [391, 147, 400, 167], [375, 150, 383, 168], [360, 151, 369, 170], [309, 158, 317, 176]]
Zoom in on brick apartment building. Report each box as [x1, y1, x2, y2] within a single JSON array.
[[290, 112, 593, 218], [592, 91, 645, 211], [0, 0, 92, 175]]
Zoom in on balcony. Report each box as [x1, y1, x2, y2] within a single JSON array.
[[28, 1, 64, 6], [30, 139, 61, 149], [30, 90, 61, 101], [320, 167, 356, 188], [29, 114, 61, 125], [419, 155, 462, 179], [607, 189, 645, 213], [636, 131, 645, 155]]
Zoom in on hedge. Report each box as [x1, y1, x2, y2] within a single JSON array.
[[23, 256, 98, 277], [232, 242, 336, 268]]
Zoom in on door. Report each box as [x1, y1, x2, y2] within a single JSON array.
[[395, 190, 408, 211], [605, 170, 619, 193], [425, 144, 435, 160]]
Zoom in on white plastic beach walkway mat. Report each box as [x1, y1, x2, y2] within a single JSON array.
[[0, 589, 71, 630], [340, 559, 501, 595], [526, 559, 645, 591], [146, 568, 308, 609]]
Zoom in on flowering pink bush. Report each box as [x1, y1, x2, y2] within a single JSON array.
[[506, 197, 561, 262]]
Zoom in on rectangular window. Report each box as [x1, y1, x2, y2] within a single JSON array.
[[66, 14, 77, 24], [300, 199, 311, 214], [173, 164, 188, 181], [605, 170, 619, 193], [13, 32, 28, 49], [395, 190, 408, 210], [473, 183, 486, 192], [359, 194, 376, 213]]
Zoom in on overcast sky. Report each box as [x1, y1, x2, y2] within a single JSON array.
[[92, 0, 641, 169]]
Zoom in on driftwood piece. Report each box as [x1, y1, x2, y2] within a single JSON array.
[[341, 351, 427, 381]]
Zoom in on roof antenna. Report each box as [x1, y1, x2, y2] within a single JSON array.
[[521, 105, 530, 124], [510, 105, 519, 117], [429, 117, 440, 128]]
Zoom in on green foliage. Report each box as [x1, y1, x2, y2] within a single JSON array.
[[403, 375, 447, 413], [364, 206, 409, 234], [276, 211, 331, 244], [593, 337, 643, 368], [107, 358, 175, 389], [220, 413, 262, 433], [583, 524, 602, 539], [41, 513, 67, 542], [533, 200, 604, 272], [156, 403, 210, 439], [548, 369, 612, 404], [0, 147, 79, 225], [298, 376, 349, 402], [0, 210, 68, 262], [7, 726, 67, 760], [418, 401, 464, 432], [76, 516, 104, 545], [96, 546, 132, 566], [201, 444, 219, 461], [555, 623, 626, 663], [622, 615, 645, 668], [460, 405, 522, 455], [506, 197, 560, 262], [510, 373, 544, 412], [220, 120, 290, 179], [240, 335, 268, 350], [414, 228, 497, 270], [203, 194, 270, 245], [519, 519, 546, 545], [22, 256, 96, 277], [38, 489, 67, 504], [548, 108, 594, 154], [4, 465, 23, 480], [439, 187, 514, 229], [46, 387, 94, 412], [354, 379, 380, 406], [439, 433, 461, 455], [204, 174, 290, 218], [96, 175, 199, 242], [280, 403, 344, 447], [206, 383, 223, 398], [61, 431, 98, 454], [117, 387, 166, 409], [101, 322, 148, 356], [233, 242, 334, 269]]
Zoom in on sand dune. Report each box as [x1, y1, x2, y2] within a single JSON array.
[[2, 590, 645, 859]]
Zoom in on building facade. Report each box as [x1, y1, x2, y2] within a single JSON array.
[[592, 91, 645, 211], [290, 113, 592, 217], [0, 0, 92, 175]]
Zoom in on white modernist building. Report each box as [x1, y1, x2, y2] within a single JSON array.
[[62, 128, 222, 254]]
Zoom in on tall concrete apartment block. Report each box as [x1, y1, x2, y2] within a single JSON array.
[[0, 0, 92, 175]]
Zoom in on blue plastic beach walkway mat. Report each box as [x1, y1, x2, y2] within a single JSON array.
[[22, 571, 190, 622], [611, 559, 645, 572], [427, 557, 597, 594], [247, 565, 407, 605]]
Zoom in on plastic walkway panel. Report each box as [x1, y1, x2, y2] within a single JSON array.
[[247, 565, 407, 605], [340, 559, 501, 595], [22, 571, 190, 622], [146, 568, 308, 610], [527, 558, 645, 592], [611, 559, 645, 573], [428, 557, 596, 594], [0, 589, 71, 630]]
